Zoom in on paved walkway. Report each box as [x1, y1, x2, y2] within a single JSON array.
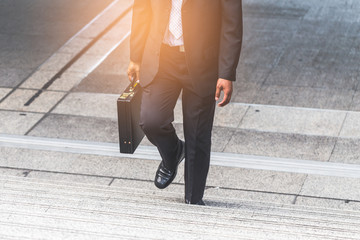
[[0, 0, 113, 89], [0, 0, 360, 238]]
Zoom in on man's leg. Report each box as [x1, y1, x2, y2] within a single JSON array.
[[182, 90, 216, 203], [139, 76, 182, 171]]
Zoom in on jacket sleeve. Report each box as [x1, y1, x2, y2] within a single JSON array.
[[130, 0, 152, 64], [218, 0, 243, 81]]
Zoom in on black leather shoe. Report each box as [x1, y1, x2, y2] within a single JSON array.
[[154, 141, 185, 189], [185, 199, 205, 206]]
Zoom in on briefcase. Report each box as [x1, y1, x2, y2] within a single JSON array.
[[117, 79, 144, 154]]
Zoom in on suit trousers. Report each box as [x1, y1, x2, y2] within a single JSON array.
[[139, 44, 216, 203]]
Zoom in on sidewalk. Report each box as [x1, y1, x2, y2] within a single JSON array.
[[0, 0, 360, 238]]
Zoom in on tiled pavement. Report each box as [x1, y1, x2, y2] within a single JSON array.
[[0, 1, 360, 236], [0, 0, 114, 88]]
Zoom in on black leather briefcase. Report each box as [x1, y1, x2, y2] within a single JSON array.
[[117, 80, 144, 153]]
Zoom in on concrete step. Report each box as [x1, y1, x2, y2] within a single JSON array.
[[1, 175, 359, 220], [2, 141, 360, 209], [2, 134, 360, 179], [1, 190, 359, 239], [0, 175, 359, 239]]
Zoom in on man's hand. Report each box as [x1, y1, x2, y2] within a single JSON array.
[[127, 61, 141, 82], [215, 78, 233, 107]]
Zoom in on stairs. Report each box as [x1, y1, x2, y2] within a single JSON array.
[[1, 0, 360, 239], [0, 175, 359, 239]]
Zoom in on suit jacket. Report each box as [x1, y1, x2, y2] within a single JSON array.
[[130, 0, 243, 97]]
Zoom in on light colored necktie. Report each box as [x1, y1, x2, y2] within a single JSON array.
[[169, 0, 183, 40]]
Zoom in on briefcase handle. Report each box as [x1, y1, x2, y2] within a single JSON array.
[[130, 75, 139, 92]]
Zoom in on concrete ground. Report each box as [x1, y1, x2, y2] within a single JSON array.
[[0, 0, 360, 238]]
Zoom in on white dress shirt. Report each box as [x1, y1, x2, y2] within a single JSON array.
[[163, 0, 184, 46]]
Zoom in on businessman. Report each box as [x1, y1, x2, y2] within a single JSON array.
[[127, 0, 243, 205]]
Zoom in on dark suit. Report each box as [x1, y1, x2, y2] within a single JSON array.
[[130, 0, 243, 203]]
